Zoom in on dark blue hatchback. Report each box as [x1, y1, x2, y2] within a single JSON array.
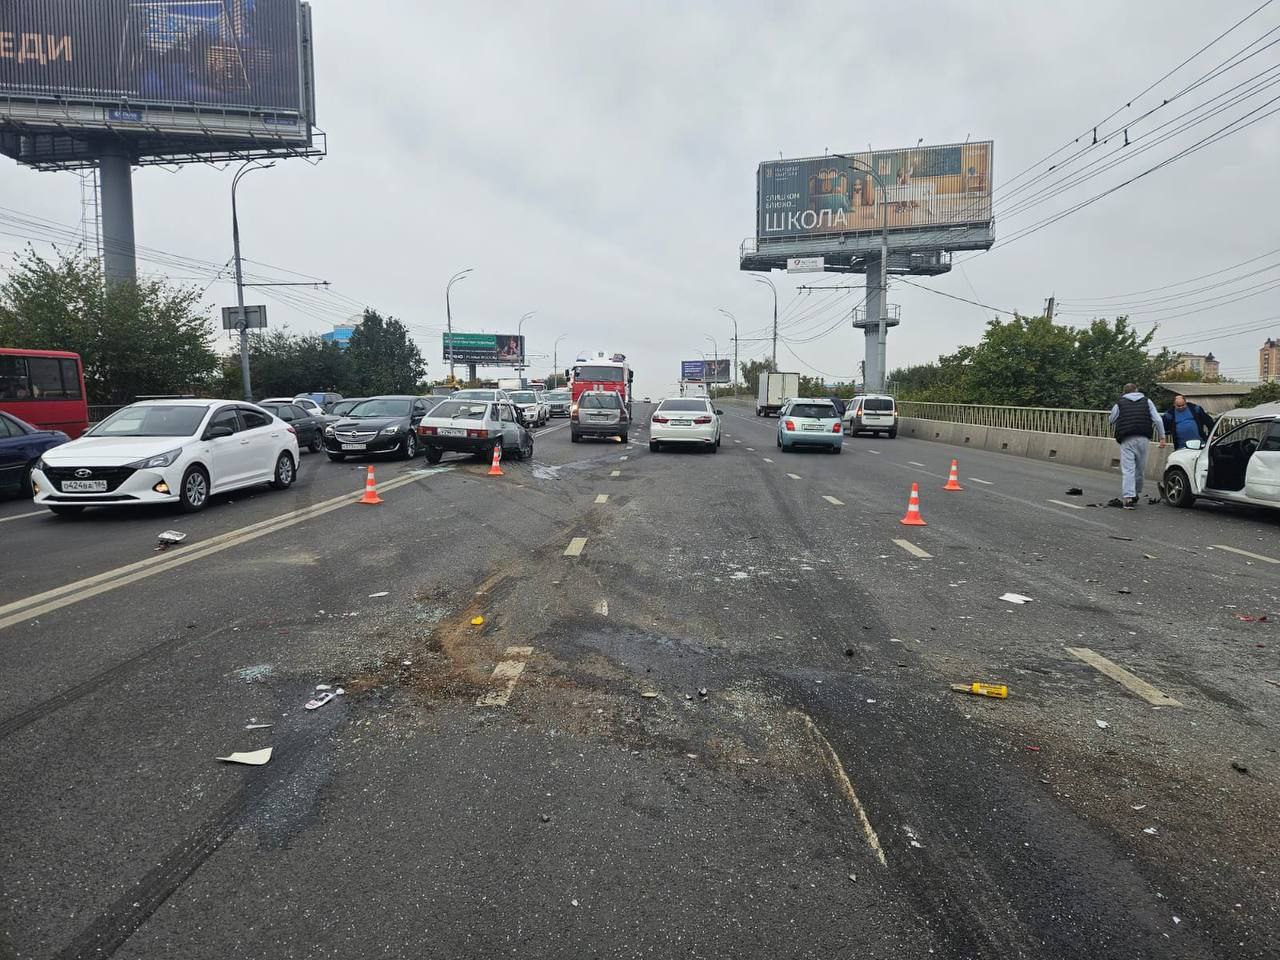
[[0, 411, 68, 497]]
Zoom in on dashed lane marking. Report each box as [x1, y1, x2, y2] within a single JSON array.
[[892, 538, 932, 559], [968, 477, 994, 485], [867, 450, 881, 455], [594, 494, 608, 504], [1212, 544, 1280, 565], [795, 712, 887, 868], [476, 646, 534, 707], [822, 496, 844, 506], [908, 461, 926, 467], [762, 458, 774, 463], [734, 439, 742, 444], [1064, 647, 1182, 707], [594, 599, 609, 617], [787, 473, 802, 480], [746, 447, 755, 452], [619, 456, 629, 461], [1046, 499, 1087, 510], [0, 510, 45, 524], [564, 537, 588, 557], [610, 470, 621, 477]]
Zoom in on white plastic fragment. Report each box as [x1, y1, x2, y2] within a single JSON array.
[[217, 748, 272, 765], [999, 593, 1034, 604]]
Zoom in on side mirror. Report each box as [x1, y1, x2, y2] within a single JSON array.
[[564, 369, 570, 381], [1185, 439, 1203, 450], [205, 424, 234, 440], [715, 409, 724, 416]]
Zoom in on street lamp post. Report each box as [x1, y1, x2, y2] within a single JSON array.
[[748, 274, 778, 368], [718, 308, 738, 392], [517, 311, 535, 384], [553, 334, 568, 386], [704, 335, 719, 395], [231, 159, 275, 401], [445, 268, 473, 381]]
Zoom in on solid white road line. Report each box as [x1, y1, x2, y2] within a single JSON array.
[[795, 712, 887, 868], [1064, 647, 1182, 707], [1047, 499, 1087, 510], [968, 477, 994, 485], [564, 537, 588, 557], [822, 496, 844, 506], [787, 473, 802, 480], [476, 646, 534, 707], [892, 538, 932, 559], [0, 509, 45, 524], [1212, 544, 1280, 565], [594, 494, 608, 504], [610, 470, 621, 477]]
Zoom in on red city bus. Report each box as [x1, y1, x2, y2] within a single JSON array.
[[0, 348, 90, 439]]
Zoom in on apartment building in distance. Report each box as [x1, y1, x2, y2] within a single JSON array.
[[1170, 351, 1221, 380], [1261, 338, 1280, 382]]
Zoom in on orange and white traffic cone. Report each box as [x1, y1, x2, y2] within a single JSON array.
[[488, 443, 504, 477], [944, 459, 964, 491], [358, 465, 383, 505], [900, 482, 927, 526]]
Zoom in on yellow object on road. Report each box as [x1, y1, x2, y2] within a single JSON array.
[[950, 682, 1009, 699], [471, 616, 485, 626]]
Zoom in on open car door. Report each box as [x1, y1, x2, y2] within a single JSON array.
[[1244, 420, 1280, 503]]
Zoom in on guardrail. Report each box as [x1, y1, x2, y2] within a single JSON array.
[[896, 401, 1116, 438]]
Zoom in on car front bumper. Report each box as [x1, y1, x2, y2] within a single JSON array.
[[32, 464, 181, 507], [323, 432, 405, 455]]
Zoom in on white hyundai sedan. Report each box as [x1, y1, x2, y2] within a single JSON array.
[[1162, 402, 1280, 511], [32, 399, 300, 516], [649, 397, 722, 453]]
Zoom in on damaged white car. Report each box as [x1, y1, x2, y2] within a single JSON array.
[[1162, 402, 1280, 510]]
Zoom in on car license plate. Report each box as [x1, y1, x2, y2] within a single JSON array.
[[439, 427, 465, 437], [802, 424, 823, 431], [61, 480, 108, 492], [340, 443, 366, 451], [671, 419, 692, 426]]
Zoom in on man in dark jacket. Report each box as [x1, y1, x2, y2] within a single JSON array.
[[1108, 383, 1166, 508], [1161, 394, 1215, 450]]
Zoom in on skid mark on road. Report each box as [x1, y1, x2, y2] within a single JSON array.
[[1212, 544, 1280, 565], [794, 711, 887, 867], [1065, 647, 1182, 706], [476, 646, 534, 707], [892, 538, 932, 559]]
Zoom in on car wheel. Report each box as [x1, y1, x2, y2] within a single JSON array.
[[425, 446, 443, 465], [888, 429, 898, 439], [179, 465, 210, 513], [308, 435, 323, 453], [776, 435, 782, 448], [399, 432, 418, 460], [270, 452, 296, 490], [832, 445, 842, 455], [20, 462, 34, 498], [1163, 467, 1195, 508], [48, 505, 85, 517], [524, 434, 535, 460], [326, 452, 345, 462], [649, 440, 659, 452], [710, 439, 718, 454]]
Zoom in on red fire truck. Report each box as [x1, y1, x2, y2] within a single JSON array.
[[567, 353, 633, 418]]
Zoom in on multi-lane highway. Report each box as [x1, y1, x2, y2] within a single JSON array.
[[1, 401, 1277, 959]]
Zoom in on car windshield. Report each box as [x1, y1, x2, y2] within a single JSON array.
[[582, 393, 621, 409], [789, 404, 837, 419], [347, 399, 412, 418], [575, 365, 625, 382], [658, 400, 709, 412], [509, 392, 536, 403], [331, 400, 360, 416], [453, 390, 493, 400], [862, 397, 894, 411], [258, 404, 288, 417], [429, 401, 491, 420], [549, 391, 569, 400], [89, 404, 209, 437]]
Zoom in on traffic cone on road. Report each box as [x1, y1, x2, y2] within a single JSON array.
[[944, 459, 964, 491], [900, 482, 927, 526], [488, 443, 504, 477], [358, 465, 383, 505]]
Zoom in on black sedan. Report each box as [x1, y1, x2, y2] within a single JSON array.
[[0, 410, 69, 497], [322, 395, 442, 461], [257, 401, 326, 453]]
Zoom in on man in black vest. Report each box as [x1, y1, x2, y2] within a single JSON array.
[[1108, 382, 1166, 508]]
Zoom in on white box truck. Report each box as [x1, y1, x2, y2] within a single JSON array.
[[756, 372, 799, 417]]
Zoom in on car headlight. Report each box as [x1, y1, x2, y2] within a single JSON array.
[[381, 425, 401, 435], [324, 426, 336, 436], [34, 457, 47, 472], [126, 448, 183, 469]]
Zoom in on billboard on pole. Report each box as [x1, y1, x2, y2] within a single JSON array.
[[680, 359, 731, 383], [757, 141, 993, 240], [443, 333, 526, 366], [0, 0, 312, 148]]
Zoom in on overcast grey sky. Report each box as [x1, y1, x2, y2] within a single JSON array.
[[3, 0, 1279, 396]]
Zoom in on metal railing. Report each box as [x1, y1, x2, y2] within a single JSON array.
[[897, 401, 1114, 438], [87, 404, 126, 425]]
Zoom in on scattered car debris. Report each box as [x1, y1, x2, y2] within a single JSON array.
[[1143, 554, 1156, 560], [368, 591, 390, 598], [244, 723, 273, 730], [217, 748, 272, 765], [1109, 535, 1134, 542], [1143, 826, 1159, 835], [315, 684, 332, 691], [1231, 761, 1250, 775], [1065, 487, 1083, 496], [305, 692, 336, 711], [1117, 588, 1133, 594], [951, 682, 1009, 699], [540, 813, 551, 823], [1264, 679, 1280, 688], [640, 691, 659, 699], [1235, 614, 1270, 623], [1131, 804, 1147, 811], [1025, 745, 1041, 752], [1096, 719, 1110, 730], [155, 530, 186, 551], [471, 616, 485, 626], [847, 873, 857, 883], [698, 688, 708, 698], [999, 593, 1034, 604]]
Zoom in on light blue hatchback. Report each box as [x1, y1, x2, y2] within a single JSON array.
[[777, 399, 843, 453]]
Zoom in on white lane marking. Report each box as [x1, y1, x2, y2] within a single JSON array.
[[619, 456, 629, 461], [762, 458, 774, 463], [908, 461, 926, 467], [734, 439, 742, 444], [746, 447, 755, 452], [0, 509, 45, 524], [867, 450, 881, 455], [594, 494, 608, 504], [610, 470, 621, 477], [1212, 544, 1280, 565], [594, 599, 609, 617], [892, 538, 932, 559], [787, 473, 802, 480], [0, 468, 450, 632], [1047, 499, 1087, 510], [795, 712, 887, 868], [968, 477, 994, 485], [1065, 647, 1183, 707], [823, 496, 844, 506], [476, 646, 534, 707], [564, 537, 588, 557]]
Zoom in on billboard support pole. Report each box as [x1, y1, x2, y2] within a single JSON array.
[[840, 155, 891, 392], [98, 147, 136, 287], [231, 160, 275, 401]]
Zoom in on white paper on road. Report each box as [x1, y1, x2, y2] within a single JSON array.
[[999, 593, 1034, 604], [217, 748, 272, 765]]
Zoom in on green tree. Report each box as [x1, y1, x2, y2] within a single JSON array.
[[0, 248, 218, 403], [1238, 380, 1280, 408], [220, 331, 354, 399], [739, 358, 775, 396], [1071, 316, 1175, 408], [346, 309, 425, 395]]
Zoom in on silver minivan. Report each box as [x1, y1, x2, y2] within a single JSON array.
[[845, 394, 897, 438]]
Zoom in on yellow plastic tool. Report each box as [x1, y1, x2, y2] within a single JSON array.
[[950, 682, 1009, 699], [470, 616, 484, 626]]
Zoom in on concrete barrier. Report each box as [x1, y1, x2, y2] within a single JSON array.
[[900, 417, 1170, 480]]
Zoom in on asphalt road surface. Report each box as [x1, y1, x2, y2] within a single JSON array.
[[1, 401, 1277, 959]]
